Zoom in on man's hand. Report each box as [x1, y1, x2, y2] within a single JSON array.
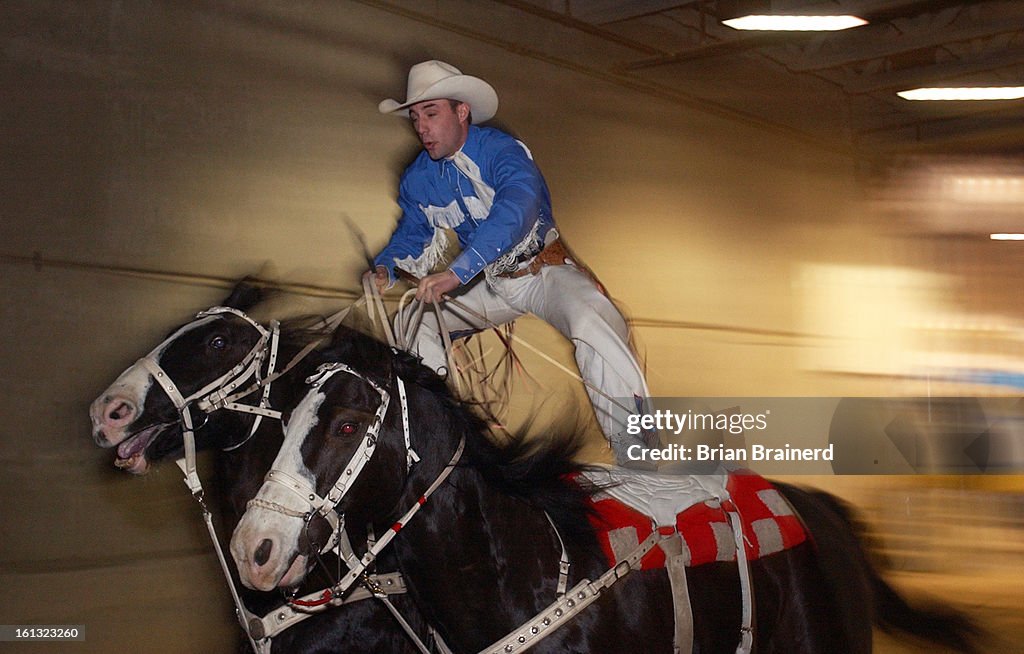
[[362, 266, 390, 294], [416, 270, 461, 303]]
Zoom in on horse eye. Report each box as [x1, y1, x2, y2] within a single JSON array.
[[209, 335, 227, 350], [336, 422, 359, 437]]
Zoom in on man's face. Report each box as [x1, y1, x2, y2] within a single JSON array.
[[409, 99, 469, 160]]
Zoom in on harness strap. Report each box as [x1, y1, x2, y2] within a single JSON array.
[[432, 299, 462, 393], [327, 437, 466, 599], [396, 376, 419, 470], [659, 535, 694, 654], [376, 593, 434, 654], [196, 496, 263, 653], [246, 571, 408, 641], [397, 289, 426, 351], [542, 511, 571, 597], [723, 502, 754, 654], [217, 402, 283, 421], [481, 527, 674, 654], [220, 321, 282, 451], [261, 467, 343, 535], [431, 626, 457, 654], [335, 519, 360, 568]]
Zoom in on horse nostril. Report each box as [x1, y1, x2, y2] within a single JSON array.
[[254, 539, 273, 567], [107, 400, 134, 422]]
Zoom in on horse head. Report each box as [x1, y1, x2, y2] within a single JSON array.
[[230, 334, 425, 592], [89, 282, 269, 474]]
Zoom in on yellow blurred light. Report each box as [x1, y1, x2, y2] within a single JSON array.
[[722, 15, 867, 31], [898, 87, 1024, 101], [945, 175, 1024, 204]]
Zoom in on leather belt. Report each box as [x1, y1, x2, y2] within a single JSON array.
[[499, 239, 573, 279]]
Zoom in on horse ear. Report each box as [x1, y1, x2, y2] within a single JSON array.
[[221, 279, 264, 311]]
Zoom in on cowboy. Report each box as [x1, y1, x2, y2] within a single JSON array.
[[365, 60, 655, 465]]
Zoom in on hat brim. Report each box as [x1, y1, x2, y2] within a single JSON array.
[[378, 75, 498, 124]]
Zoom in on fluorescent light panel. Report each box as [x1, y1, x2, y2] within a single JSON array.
[[898, 87, 1024, 101], [723, 15, 867, 31], [990, 234, 1024, 241]]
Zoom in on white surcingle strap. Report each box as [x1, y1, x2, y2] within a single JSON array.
[[723, 500, 754, 654], [659, 534, 694, 654]]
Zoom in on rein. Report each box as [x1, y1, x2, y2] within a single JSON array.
[[392, 269, 638, 418]]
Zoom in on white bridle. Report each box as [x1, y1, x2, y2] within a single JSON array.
[[133, 306, 281, 491], [135, 308, 447, 654], [252, 361, 457, 602], [251, 363, 389, 543]]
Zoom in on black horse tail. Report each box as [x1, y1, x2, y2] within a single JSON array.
[[773, 482, 984, 653], [869, 563, 982, 652]]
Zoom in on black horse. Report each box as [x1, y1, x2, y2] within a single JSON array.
[[231, 326, 981, 653], [90, 283, 434, 654]]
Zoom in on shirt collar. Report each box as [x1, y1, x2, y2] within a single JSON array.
[[445, 124, 482, 164]]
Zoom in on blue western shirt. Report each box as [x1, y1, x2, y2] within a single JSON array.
[[374, 125, 555, 284]]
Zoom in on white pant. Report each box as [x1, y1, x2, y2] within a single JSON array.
[[407, 264, 653, 464]]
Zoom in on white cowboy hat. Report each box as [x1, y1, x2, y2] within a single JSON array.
[[378, 60, 498, 124]]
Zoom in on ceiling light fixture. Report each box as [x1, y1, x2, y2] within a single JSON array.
[[990, 234, 1024, 241], [722, 15, 867, 31], [898, 87, 1024, 101]]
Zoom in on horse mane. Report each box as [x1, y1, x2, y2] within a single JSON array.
[[277, 313, 345, 350], [322, 325, 604, 556]]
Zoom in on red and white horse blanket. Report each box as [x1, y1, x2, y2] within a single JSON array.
[[581, 467, 806, 570]]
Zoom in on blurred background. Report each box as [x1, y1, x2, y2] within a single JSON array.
[[2, 1, 1023, 651]]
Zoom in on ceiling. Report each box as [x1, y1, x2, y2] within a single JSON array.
[[6, 1, 1020, 160], [394, 0, 1024, 158]]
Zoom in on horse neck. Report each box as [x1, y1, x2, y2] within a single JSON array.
[[213, 423, 281, 521], [392, 439, 566, 641], [211, 338, 320, 520]]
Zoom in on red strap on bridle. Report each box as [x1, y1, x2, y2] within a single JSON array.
[[288, 589, 334, 607]]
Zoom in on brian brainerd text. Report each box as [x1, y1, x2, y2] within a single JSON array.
[[626, 443, 834, 463]]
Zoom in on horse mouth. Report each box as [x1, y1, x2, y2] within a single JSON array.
[[278, 552, 310, 590], [114, 423, 171, 474]]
